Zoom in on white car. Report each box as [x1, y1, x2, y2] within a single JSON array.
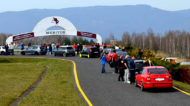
[[0, 46, 6, 55]]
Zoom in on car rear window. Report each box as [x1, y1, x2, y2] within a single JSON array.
[[91, 48, 98, 51], [2, 47, 5, 49], [67, 47, 73, 49], [148, 68, 168, 74]]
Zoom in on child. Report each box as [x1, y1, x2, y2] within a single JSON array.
[[101, 53, 106, 73]]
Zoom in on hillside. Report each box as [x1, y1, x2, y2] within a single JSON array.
[[0, 5, 190, 39]]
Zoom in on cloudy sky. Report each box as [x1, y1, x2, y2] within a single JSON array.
[[0, 0, 190, 13]]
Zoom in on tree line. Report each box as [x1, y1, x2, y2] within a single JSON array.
[[0, 34, 95, 46], [1, 30, 190, 58], [106, 29, 190, 58]]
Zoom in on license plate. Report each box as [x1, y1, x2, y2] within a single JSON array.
[[155, 78, 165, 81], [94, 52, 98, 53]]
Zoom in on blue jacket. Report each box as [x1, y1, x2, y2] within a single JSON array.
[[129, 59, 135, 69], [102, 56, 106, 64]]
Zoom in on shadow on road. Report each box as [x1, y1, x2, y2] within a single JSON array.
[[143, 88, 178, 93]]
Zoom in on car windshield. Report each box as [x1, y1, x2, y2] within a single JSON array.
[[148, 68, 168, 74], [33, 46, 38, 49], [28, 46, 34, 50], [59, 47, 65, 50]]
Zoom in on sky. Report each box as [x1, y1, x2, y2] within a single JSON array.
[[0, 0, 190, 13]]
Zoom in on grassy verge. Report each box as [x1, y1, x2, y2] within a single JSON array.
[[0, 57, 84, 106], [0, 58, 44, 106], [173, 80, 190, 92]]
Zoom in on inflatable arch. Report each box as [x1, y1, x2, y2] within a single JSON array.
[[6, 16, 102, 45]]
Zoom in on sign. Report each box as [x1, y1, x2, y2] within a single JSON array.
[[77, 31, 96, 38], [46, 30, 65, 35], [13, 32, 34, 41]]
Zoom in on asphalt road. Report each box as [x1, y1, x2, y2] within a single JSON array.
[[1, 55, 190, 106]]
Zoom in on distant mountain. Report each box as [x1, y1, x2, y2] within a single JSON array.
[[0, 5, 190, 40]]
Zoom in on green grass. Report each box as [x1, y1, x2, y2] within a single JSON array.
[[0, 57, 84, 106], [173, 80, 190, 92], [0, 59, 44, 106]]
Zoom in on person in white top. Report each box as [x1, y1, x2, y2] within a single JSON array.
[[124, 55, 130, 83]]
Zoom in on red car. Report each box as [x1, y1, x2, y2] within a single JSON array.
[[135, 66, 173, 91]]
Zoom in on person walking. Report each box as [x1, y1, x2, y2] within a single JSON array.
[[73, 43, 76, 51], [118, 55, 125, 81], [20, 42, 24, 50], [124, 55, 130, 83], [101, 53, 106, 73], [129, 56, 136, 84], [138, 49, 143, 59], [51, 43, 55, 53], [47, 45, 50, 55], [49, 44, 52, 55], [112, 49, 118, 73], [5, 44, 9, 55]]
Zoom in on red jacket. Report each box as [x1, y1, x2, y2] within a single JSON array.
[[112, 53, 118, 62]]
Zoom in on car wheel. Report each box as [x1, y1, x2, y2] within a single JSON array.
[[141, 82, 145, 91], [1, 51, 5, 55], [87, 54, 90, 58], [34, 52, 39, 55], [79, 53, 82, 58], [63, 53, 66, 57], [21, 52, 25, 55]]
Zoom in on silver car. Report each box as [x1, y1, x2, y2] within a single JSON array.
[[21, 45, 46, 55], [54, 46, 75, 57]]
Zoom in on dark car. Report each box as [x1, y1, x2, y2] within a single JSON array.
[[116, 51, 129, 59], [134, 60, 145, 73], [54, 46, 75, 57], [79, 47, 100, 58], [21, 45, 46, 55]]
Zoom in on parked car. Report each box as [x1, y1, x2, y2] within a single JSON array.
[[21, 45, 46, 55], [135, 66, 173, 91], [102, 48, 113, 54], [106, 50, 128, 62], [79, 47, 100, 58], [54, 46, 75, 57], [134, 60, 144, 73], [0, 46, 14, 55], [0, 46, 5, 55]]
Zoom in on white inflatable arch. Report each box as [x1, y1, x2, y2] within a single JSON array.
[[6, 16, 102, 45]]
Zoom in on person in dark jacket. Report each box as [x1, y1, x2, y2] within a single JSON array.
[[49, 44, 52, 55], [5, 44, 9, 55], [118, 55, 125, 81], [129, 56, 136, 84]]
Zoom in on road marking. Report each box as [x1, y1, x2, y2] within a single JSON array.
[[173, 86, 190, 96], [71, 60, 93, 106]]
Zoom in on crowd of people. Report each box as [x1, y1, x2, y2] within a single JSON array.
[[101, 49, 152, 84]]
